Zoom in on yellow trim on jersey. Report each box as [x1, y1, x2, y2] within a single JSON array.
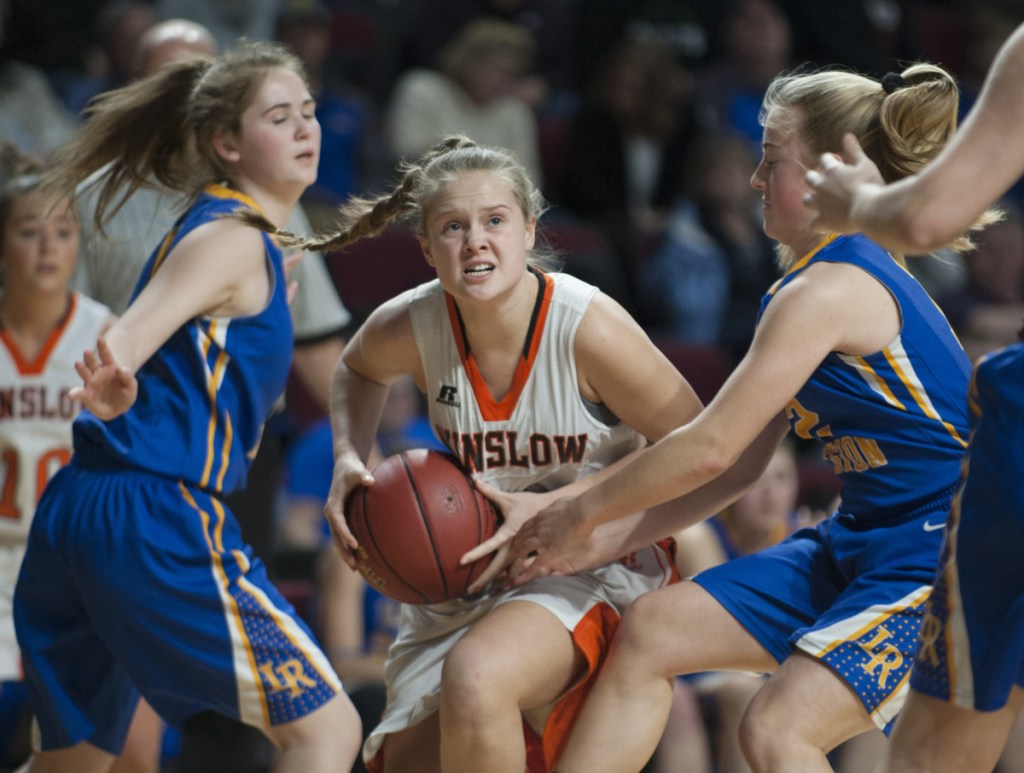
[[179, 483, 270, 726], [881, 347, 968, 448], [766, 233, 840, 297], [839, 354, 907, 411]]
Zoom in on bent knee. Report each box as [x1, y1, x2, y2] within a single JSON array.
[[441, 640, 506, 718]]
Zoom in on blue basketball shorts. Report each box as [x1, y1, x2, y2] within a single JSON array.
[[695, 502, 949, 734], [14, 462, 340, 754], [911, 343, 1024, 712]]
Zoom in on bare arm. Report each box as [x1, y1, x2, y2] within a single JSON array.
[[505, 413, 788, 583], [324, 294, 424, 564], [807, 22, 1024, 251], [70, 221, 269, 419], [511, 260, 894, 569]]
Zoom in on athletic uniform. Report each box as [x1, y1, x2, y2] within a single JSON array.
[[0, 292, 110, 682], [0, 292, 110, 760], [910, 342, 1024, 711], [364, 270, 678, 771], [695, 233, 971, 733], [14, 184, 340, 754]]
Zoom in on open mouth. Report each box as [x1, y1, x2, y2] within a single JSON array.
[[464, 264, 494, 277]]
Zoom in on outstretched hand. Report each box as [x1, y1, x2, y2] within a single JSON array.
[[69, 337, 138, 420], [804, 133, 885, 232]]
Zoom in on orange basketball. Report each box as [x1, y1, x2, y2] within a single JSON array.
[[345, 449, 501, 604]]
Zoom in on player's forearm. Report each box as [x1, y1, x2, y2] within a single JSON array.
[[330, 363, 388, 464], [575, 426, 731, 532]]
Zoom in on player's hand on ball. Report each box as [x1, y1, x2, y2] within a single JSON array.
[[325, 452, 374, 569], [461, 481, 547, 562], [69, 337, 138, 420], [508, 495, 594, 584], [461, 480, 549, 594]]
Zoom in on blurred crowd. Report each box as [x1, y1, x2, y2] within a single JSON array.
[[4, 0, 1024, 770], [5, 0, 1024, 363]]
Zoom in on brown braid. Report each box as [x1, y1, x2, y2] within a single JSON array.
[[232, 135, 559, 270]]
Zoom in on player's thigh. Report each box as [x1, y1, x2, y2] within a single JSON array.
[[263, 692, 361, 756], [380, 711, 441, 773], [25, 742, 116, 773], [884, 686, 1024, 773], [443, 599, 582, 710], [110, 699, 162, 773], [618, 580, 778, 676]]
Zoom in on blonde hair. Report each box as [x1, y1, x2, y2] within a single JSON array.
[[44, 40, 307, 231], [761, 64, 998, 262], [439, 19, 535, 89], [0, 143, 54, 244], [239, 134, 558, 268]]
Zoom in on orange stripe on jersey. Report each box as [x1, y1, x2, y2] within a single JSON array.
[[0, 293, 79, 375], [445, 271, 555, 422]]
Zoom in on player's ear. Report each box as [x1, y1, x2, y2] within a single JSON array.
[[525, 216, 536, 250], [213, 132, 241, 164], [418, 236, 436, 267]]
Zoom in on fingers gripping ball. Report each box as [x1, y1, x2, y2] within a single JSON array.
[[345, 449, 501, 604]]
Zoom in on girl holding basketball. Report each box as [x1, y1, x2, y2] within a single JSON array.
[[251, 135, 737, 772], [12, 41, 362, 772], [483, 64, 992, 772]]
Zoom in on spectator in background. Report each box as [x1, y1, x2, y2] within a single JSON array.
[[396, 0, 581, 115], [957, 5, 1024, 211], [693, 0, 793, 155], [386, 17, 544, 185], [561, 34, 697, 315], [940, 198, 1024, 363], [0, 0, 77, 157], [155, 0, 281, 51], [638, 131, 777, 360], [61, 1, 157, 117], [275, 0, 374, 224]]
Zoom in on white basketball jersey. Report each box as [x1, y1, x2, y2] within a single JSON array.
[[0, 292, 110, 541], [0, 292, 109, 680], [410, 271, 644, 493]]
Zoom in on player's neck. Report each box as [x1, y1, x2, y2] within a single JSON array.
[[0, 289, 71, 353]]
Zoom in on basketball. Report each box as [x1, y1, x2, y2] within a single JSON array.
[[346, 449, 502, 604]]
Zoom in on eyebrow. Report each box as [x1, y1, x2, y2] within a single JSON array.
[[261, 97, 317, 116]]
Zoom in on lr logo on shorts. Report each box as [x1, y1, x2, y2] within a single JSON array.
[[858, 626, 904, 688], [259, 658, 317, 698]]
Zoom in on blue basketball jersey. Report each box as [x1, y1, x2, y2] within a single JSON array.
[[72, 184, 294, 495], [912, 342, 1024, 711], [762, 234, 971, 521]]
